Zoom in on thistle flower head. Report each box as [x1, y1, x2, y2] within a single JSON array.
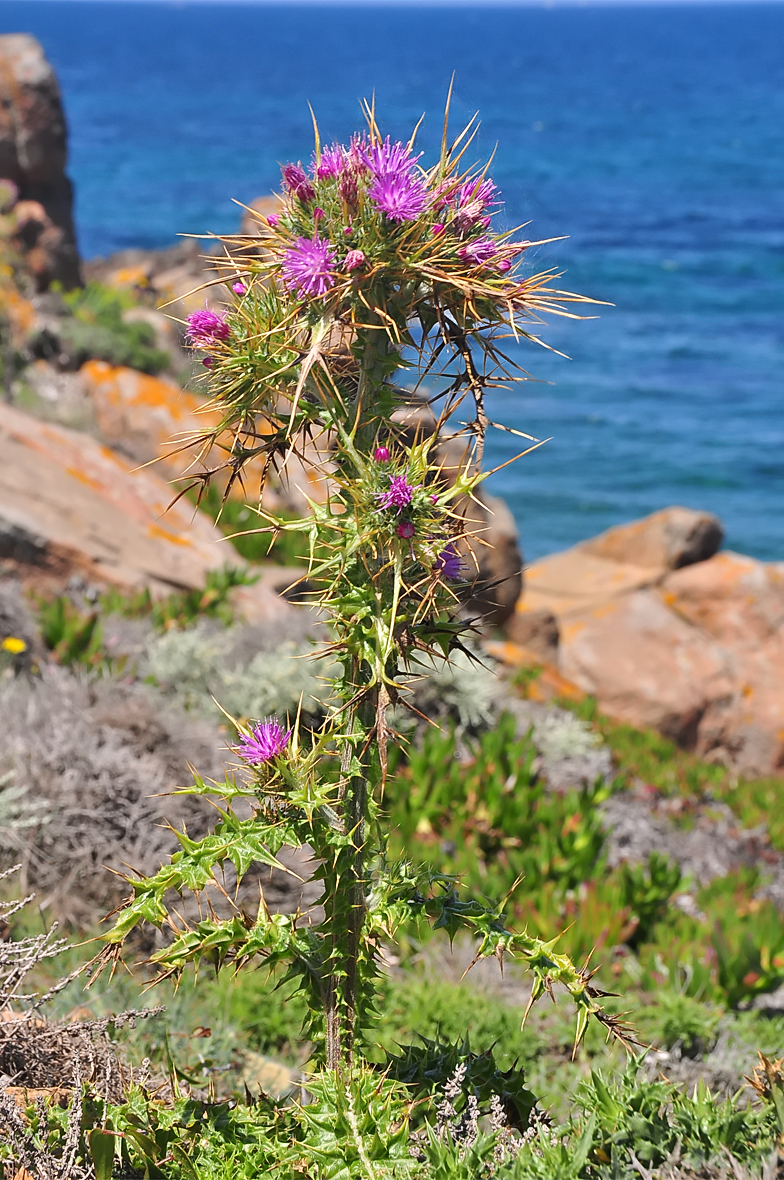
[[457, 176, 499, 212], [314, 143, 346, 180], [365, 136, 422, 180], [453, 177, 500, 232], [363, 136, 429, 222], [377, 474, 417, 513], [186, 307, 230, 347], [369, 171, 429, 223], [397, 520, 415, 540], [282, 163, 315, 203], [237, 717, 291, 765], [458, 236, 498, 267], [435, 544, 465, 580], [281, 235, 336, 297]]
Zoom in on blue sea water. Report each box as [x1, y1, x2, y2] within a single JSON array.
[[1, 0, 783, 562]]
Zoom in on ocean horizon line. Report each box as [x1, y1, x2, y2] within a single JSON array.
[[5, 0, 784, 8]]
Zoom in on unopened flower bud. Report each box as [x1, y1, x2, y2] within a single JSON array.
[[267, 214, 279, 228], [374, 446, 390, 462], [397, 521, 415, 540], [432, 223, 445, 236], [202, 356, 214, 368], [345, 249, 366, 272], [314, 207, 325, 221], [498, 259, 512, 273], [232, 280, 246, 294]]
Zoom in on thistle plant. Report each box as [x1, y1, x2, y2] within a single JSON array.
[[95, 100, 629, 1081]]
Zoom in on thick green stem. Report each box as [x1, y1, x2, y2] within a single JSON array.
[[324, 687, 374, 1069], [323, 329, 388, 1069]]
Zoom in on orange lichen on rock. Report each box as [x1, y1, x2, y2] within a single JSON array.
[[79, 359, 223, 479]]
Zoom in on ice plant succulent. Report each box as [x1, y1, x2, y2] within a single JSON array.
[[97, 99, 623, 1105]]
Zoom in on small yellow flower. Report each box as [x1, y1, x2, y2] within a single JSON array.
[[1, 636, 27, 654]]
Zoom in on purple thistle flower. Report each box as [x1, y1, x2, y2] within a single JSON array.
[[186, 307, 231, 347], [369, 171, 429, 223], [364, 137, 422, 181], [313, 143, 346, 180], [374, 445, 390, 463], [344, 249, 366, 271], [435, 544, 465, 580], [281, 235, 336, 298], [453, 176, 500, 232], [232, 280, 246, 295], [458, 236, 498, 267], [237, 717, 291, 765], [282, 163, 315, 203], [377, 474, 417, 513], [364, 136, 430, 223], [457, 176, 499, 212], [397, 520, 415, 540]]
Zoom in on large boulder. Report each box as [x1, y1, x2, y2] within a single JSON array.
[[78, 359, 218, 477], [559, 588, 733, 746], [0, 400, 290, 623], [581, 506, 723, 570], [0, 34, 80, 289], [506, 508, 784, 775]]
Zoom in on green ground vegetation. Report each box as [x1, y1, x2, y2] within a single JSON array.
[[4, 685, 784, 1177], [56, 280, 171, 374]]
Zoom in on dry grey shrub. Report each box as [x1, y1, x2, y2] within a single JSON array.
[[407, 648, 498, 731], [0, 871, 163, 1179], [144, 617, 498, 733], [0, 1076, 92, 1180], [503, 698, 614, 790], [0, 666, 225, 924], [146, 624, 335, 721]]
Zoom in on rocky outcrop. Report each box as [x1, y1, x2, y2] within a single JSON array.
[[0, 400, 291, 623], [0, 34, 80, 289], [505, 507, 784, 776], [78, 358, 218, 476]]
